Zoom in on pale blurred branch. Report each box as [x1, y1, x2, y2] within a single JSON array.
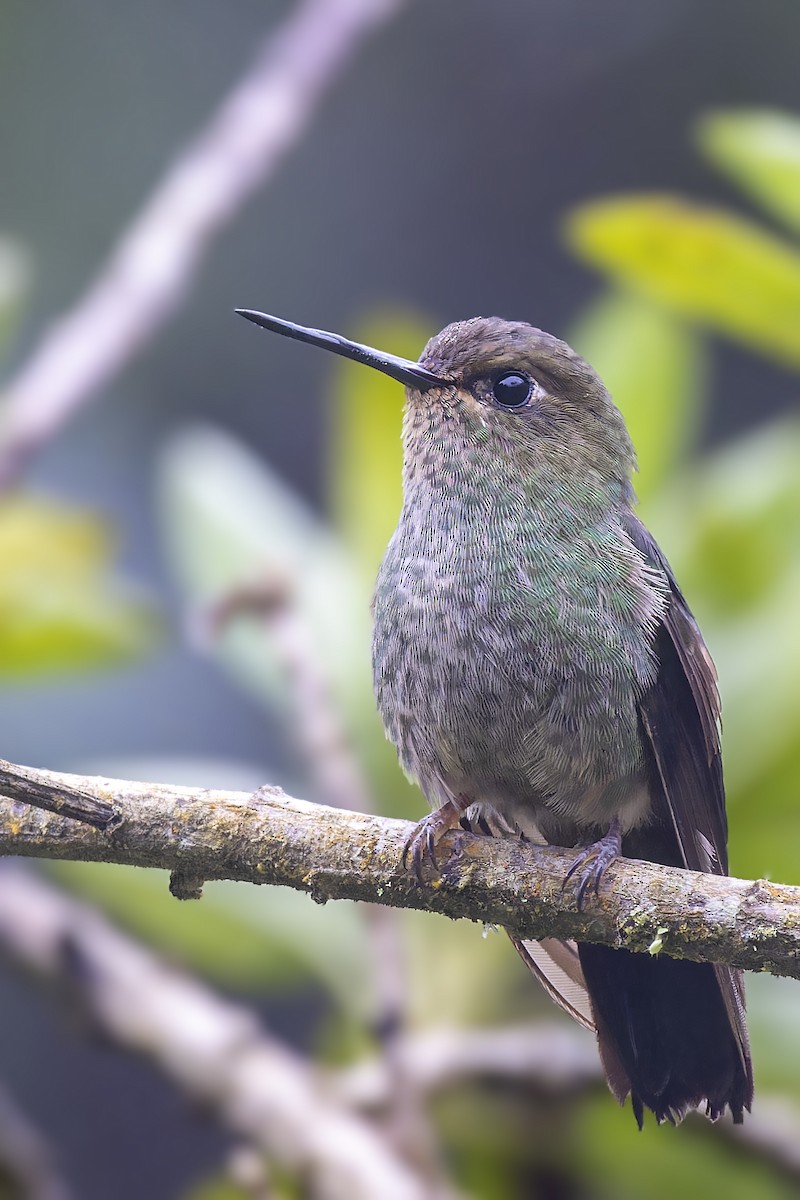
[[341, 1024, 800, 1182], [2, 859, 798, 1193], [336, 1023, 602, 1109], [201, 578, 447, 1188], [0, 0, 410, 485], [1, 757, 800, 978], [725, 1096, 800, 1182], [0, 1084, 72, 1200], [0, 865, 450, 1200]]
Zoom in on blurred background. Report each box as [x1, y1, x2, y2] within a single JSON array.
[[1, 1, 800, 1197]]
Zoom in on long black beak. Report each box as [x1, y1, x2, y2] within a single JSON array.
[[235, 309, 446, 390]]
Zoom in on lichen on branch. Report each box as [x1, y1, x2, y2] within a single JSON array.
[[0, 756, 798, 979]]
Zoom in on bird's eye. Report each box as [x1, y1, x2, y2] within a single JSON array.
[[492, 371, 533, 408]]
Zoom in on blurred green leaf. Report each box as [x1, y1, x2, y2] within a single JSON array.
[[697, 109, 800, 235], [328, 310, 434, 576], [184, 1167, 297, 1200], [157, 423, 420, 814], [158, 424, 369, 717], [0, 494, 158, 675], [404, 907, 533, 1028], [182, 1178, 251, 1200], [0, 236, 28, 360], [564, 195, 800, 367], [568, 289, 707, 498], [48, 861, 302, 988], [50, 860, 370, 1010], [642, 418, 800, 619], [576, 1093, 795, 1200], [198, 875, 370, 1011], [640, 419, 800, 844], [437, 1082, 578, 1200], [745, 974, 800, 1096], [728, 737, 800, 882], [716, 567, 800, 809]]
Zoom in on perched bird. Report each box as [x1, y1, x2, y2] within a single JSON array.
[[237, 307, 753, 1127]]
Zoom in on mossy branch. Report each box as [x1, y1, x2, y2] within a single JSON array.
[[0, 757, 797, 979]]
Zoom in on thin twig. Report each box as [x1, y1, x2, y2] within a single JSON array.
[[0, 0, 410, 485], [0, 761, 114, 830], [0, 865, 439, 1200], [202, 578, 450, 1192], [0, 1084, 72, 1200], [200, 577, 377, 818], [0, 757, 799, 978]]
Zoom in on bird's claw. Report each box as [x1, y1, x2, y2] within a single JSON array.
[[562, 819, 622, 912], [402, 800, 464, 883]]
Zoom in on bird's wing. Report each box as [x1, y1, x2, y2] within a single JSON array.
[[623, 513, 727, 875], [461, 809, 596, 1030], [510, 936, 595, 1031], [624, 512, 751, 1089]]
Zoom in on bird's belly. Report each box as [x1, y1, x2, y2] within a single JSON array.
[[372, 553, 653, 833]]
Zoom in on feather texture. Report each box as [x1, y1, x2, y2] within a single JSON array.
[[577, 515, 753, 1124]]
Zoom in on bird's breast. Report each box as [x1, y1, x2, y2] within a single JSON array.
[[371, 495, 665, 829]]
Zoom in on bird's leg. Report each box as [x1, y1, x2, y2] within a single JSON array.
[[403, 796, 469, 883], [563, 815, 623, 912]]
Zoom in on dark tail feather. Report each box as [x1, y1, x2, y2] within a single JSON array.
[[578, 943, 753, 1127]]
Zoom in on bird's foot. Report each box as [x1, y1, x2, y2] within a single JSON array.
[[563, 817, 623, 911], [403, 797, 466, 883]]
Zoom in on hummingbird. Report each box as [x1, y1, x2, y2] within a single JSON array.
[[236, 307, 753, 1127]]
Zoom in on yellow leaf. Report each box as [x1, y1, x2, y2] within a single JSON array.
[[565, 195, 800, 368], [0, 494, 157, 674], [697, 108, 800, 235]]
